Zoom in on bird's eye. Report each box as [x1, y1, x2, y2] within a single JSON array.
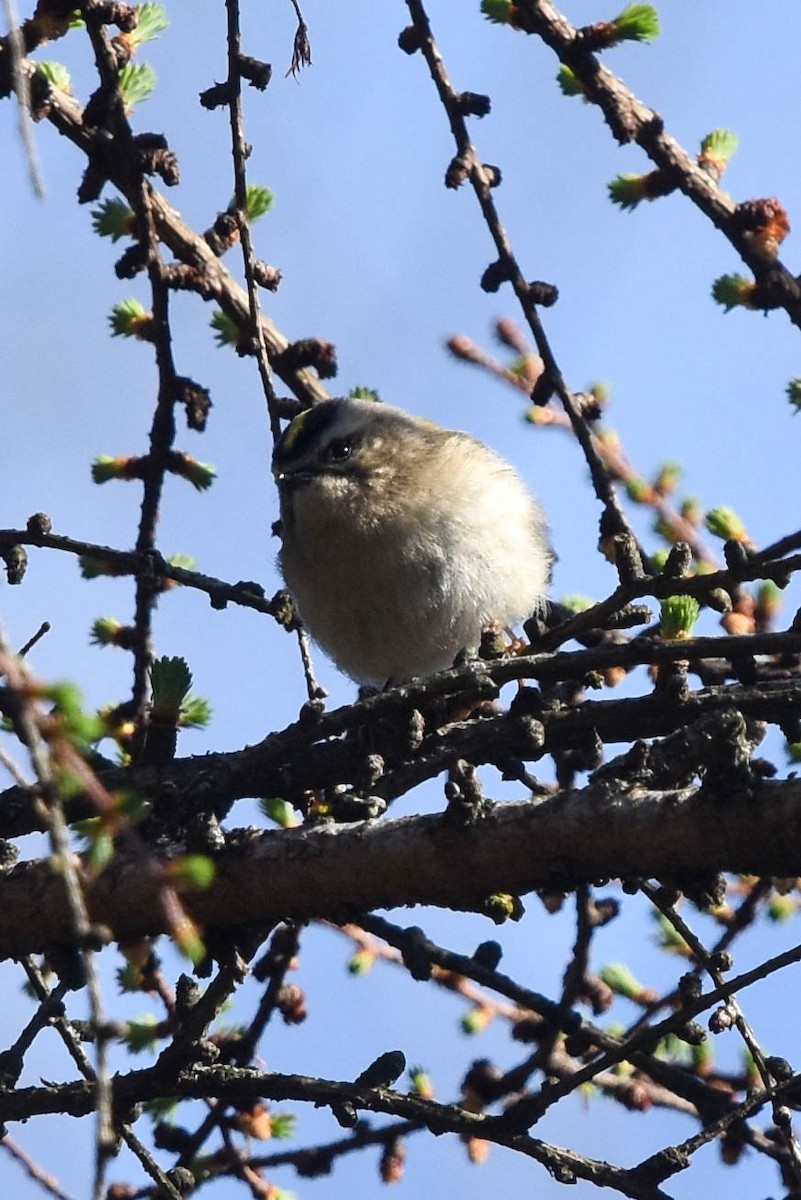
[[327, 439, 353, 462]]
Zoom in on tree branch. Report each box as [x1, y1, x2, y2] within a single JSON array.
[[7, 57, 330, 407], [3, 775, 801, 956], [0, 1063, 674, 1200]]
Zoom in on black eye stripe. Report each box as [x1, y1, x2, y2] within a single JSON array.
[[274, 401, 344, 466], [273, 399, 416, 475]]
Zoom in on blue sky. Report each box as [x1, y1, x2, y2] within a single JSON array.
[[2, 2, 801, 1197]]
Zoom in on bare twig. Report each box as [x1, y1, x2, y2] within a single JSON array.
[[1, 1136, 77, 1200], [404, 0, 642, 569], [1, 0, 44, 196], [17, 621, 51, 657], [225, 0, 283, 442], [641, 882, 801, 1189], [20, 958, 183, 1200]]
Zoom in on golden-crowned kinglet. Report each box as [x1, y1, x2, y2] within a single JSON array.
[[272, 399, 553, 685]]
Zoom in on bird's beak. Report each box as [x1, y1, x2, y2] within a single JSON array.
[[275, 469, 317, 490]]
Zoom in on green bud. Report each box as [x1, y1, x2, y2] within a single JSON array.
[[740, 1047, 760, 1086], [113, 791, 147, 823], [608, 173, 648, 210], [700, 129, 738, 160], [756, 580, 782, 612], [556, 65, 585, 97], [654, 1032, 686, 1061], [611, 4, 660, 43], [92, 455, 133, 484], [90, 616, 123, 646], [42, 682, 105, 745], [559, 594, 595, 614], [91, 198, 135, 242], [2, 544, 27, 585], [116, 963, 144, 992], [596, 426, 620, 449], [659, 594, 700, 640], [599, 961, 646, 1001], [79, 556, 126, 579], [36, 61, 72, 92], [49, 761, 82, 796], [210, 310, 240, 348], [178, 696, 212, 729], [127, 2, 169, 48], [704, 506, 748, 542], [67, 712, 107, 746], [141, 1097, 178, 1121], [706, 587, 733, 613], [259, 797, 298, 828], [169, 453, 216, 491], [625, 477, 654, 503], [173, 917, 206, 965], [480, 892, 524, 923], [654, 460, 682, 495], [652, 514, 673, 542], [269, 1113, 297, 1140], [648, 548, 669, 570], [118, 62, 157, 110], [109, 298, 152, 338], [786, 379, 801, 413], [409, 1066, 434, 1098], [150, 656, 192, 721], [653, 912, 691, 955], [461, 1006, 492, 1035], [711, 274, 755, 312], [230, 184, 274, 222], [348, 386, 382, 403], [168, 854, 216, 891], [347, 949, 375, 977], [698, 129, 738, 172], [166, 552, 197, 572], [679, 496, 703, 525], [481, 0, 516, 24], [508, 356, 531, 380], [767, 893, 797, 922], [123, 1014, 161, 1053]]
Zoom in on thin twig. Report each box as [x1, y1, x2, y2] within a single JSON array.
[[1, 0, 45, 196], [531, 884, 594, 1073], [0, 527, 282, 618], [3, 52, 330, 406], [404, 0, 643, 569], [511, 0, 801, 330], [20, 958, 183, 1200], [641, 882, 801, 1189], [18, 621, 51, 657], [1, 1136, 77, 1200], [225, 0, 283, 442]]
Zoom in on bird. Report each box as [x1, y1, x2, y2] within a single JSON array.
[[272, 398, 553, 685]]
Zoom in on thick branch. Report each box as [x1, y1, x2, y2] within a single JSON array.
[[3, 631, 801, 838], [3, 776, 801, 957]]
